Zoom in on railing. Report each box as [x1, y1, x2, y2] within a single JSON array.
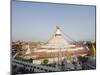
[[12, 58, 60, 72]]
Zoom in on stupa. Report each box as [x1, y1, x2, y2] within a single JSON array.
[[27, 26, 88, 64]]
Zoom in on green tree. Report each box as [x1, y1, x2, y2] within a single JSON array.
[[29, 58, 33, 63], [42, 59, 49, 65]]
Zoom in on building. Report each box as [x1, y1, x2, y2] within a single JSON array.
[[23, 26, 88, 64]]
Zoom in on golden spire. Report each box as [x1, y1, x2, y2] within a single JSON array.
[[56, 25, 60, 29]]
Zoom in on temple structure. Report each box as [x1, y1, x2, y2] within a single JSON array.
[[24, 26, 88, 64]]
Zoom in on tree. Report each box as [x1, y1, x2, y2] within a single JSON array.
[[77, 56, 88, 63], [29, 58, 33, 63], [77, 56, 88, 70], [42, 59, 49, 65]]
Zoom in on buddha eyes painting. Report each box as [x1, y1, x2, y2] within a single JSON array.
[[11, 0, 96, 75]]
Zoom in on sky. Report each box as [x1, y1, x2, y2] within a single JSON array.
[[12, 0, 96, 42]]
